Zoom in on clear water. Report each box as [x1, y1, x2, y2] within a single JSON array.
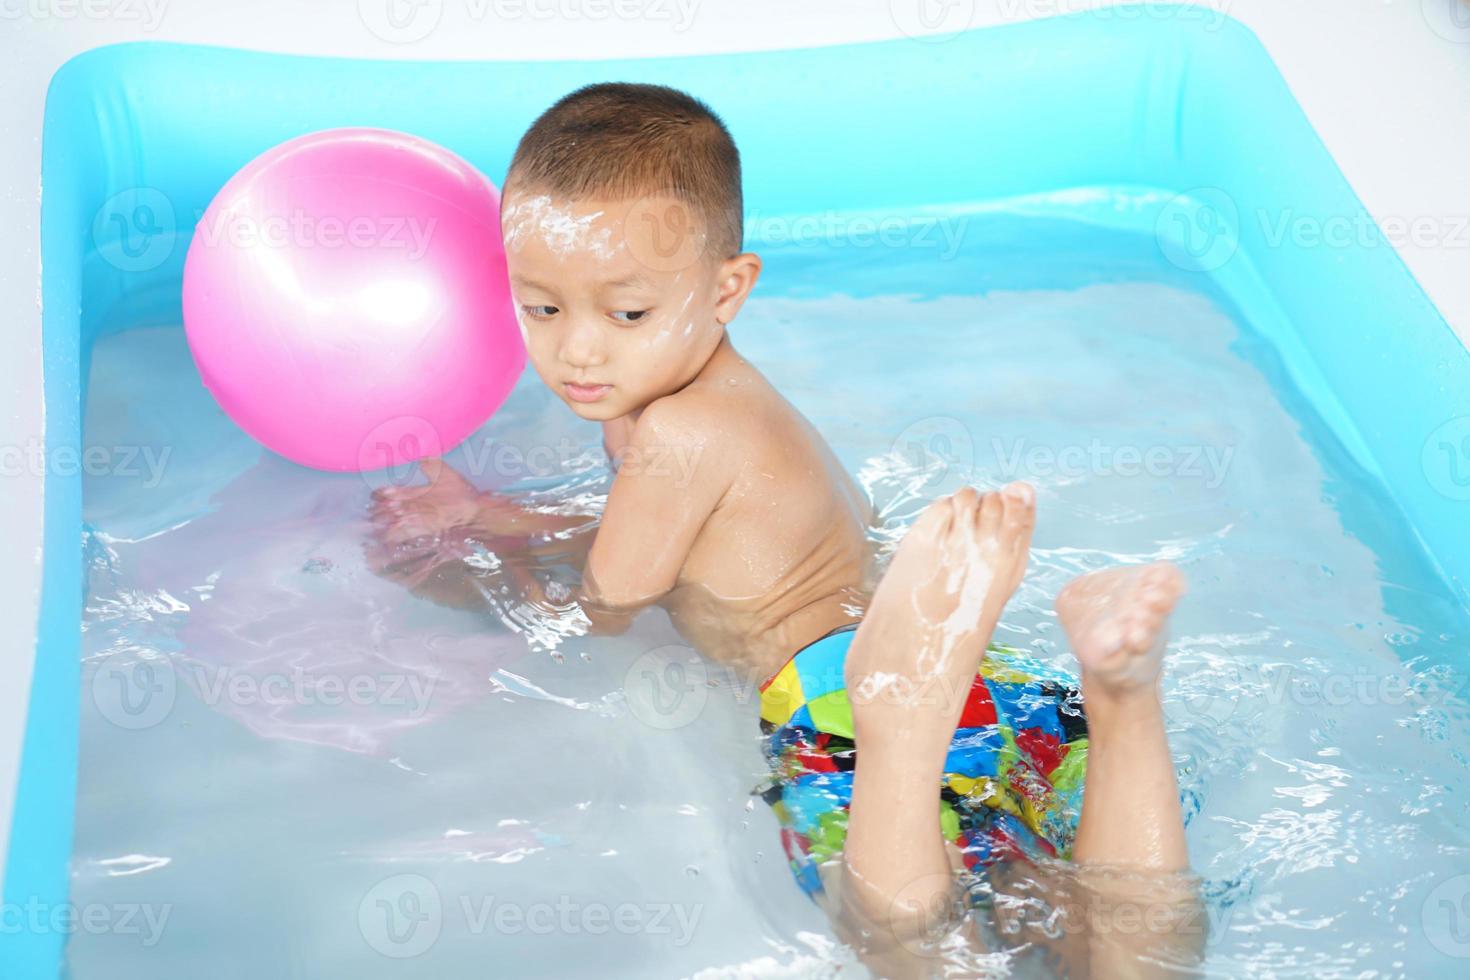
[[69, 210, 1470, 978]]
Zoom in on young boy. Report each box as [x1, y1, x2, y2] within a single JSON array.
[[369, 82, 1197, 975]]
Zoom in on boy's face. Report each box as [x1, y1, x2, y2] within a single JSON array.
[[500, 190, 740, 422]]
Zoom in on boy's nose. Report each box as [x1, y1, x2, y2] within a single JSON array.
[[559, 320, 608, 369]]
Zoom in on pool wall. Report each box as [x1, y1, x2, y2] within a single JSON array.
[[9, 7, 1469, 975]]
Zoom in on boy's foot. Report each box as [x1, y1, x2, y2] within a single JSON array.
[[846, 483, 1035, 742], [837, 484, 1035, 943], [1055, 562, 1187, 697]]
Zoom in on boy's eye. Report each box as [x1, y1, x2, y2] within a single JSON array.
[[522, 305, 559, 320], [611, 310, 649, 324]]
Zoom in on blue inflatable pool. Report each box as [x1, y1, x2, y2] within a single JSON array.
[[18, 6, 1469, 975]]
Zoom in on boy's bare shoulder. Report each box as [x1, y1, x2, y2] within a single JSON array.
[[630, 373, 775, 455]]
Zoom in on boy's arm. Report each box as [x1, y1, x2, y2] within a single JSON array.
[[369, 406, 731, 630], [439, 399, 727, 629], [367, 459, 594, 611], [581, 400, 732, 611]]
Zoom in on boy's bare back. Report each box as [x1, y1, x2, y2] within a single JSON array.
[[599, 328, 872, 680]]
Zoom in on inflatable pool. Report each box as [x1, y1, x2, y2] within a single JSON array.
[[9, 5, 1470, 976]]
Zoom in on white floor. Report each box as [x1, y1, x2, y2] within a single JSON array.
[[1, 0, 1467, 885]]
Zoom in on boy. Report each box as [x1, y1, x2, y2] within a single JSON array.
[[369, 82, 1196, 975]]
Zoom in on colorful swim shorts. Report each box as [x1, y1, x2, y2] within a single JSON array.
[[755, 624, 1089, 899]]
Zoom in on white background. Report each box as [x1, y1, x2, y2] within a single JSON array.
[[2, 0, 1468, 881]]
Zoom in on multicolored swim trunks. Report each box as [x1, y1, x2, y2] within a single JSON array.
[[755, 624, 1089, 899]]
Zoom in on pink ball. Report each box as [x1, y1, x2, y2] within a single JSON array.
[[183, 128, 523, 473]]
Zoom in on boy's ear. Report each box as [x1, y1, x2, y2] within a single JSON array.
[[713, 252, 762, 326]]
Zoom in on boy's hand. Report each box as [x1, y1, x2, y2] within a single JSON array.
[[366, 459, 525, 608], [365, 457, 586, 605], [370, 458, 487, 545], [371, 458, 543, 541]]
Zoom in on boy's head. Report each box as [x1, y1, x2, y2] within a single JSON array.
[[501, 82, 759, 421]]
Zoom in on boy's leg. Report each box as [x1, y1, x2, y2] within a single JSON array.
[[838, 484, 1036, 953], [1058, 563, 1189, 870], [1055, 563, 1204, 974]]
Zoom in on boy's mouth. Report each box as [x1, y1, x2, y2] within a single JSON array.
[[564, 382, 612, 404]]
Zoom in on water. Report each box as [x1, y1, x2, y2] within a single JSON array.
[[68, 210, 1470, 978]]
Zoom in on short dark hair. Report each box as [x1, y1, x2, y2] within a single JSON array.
[[505, 82, 743, 260]]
